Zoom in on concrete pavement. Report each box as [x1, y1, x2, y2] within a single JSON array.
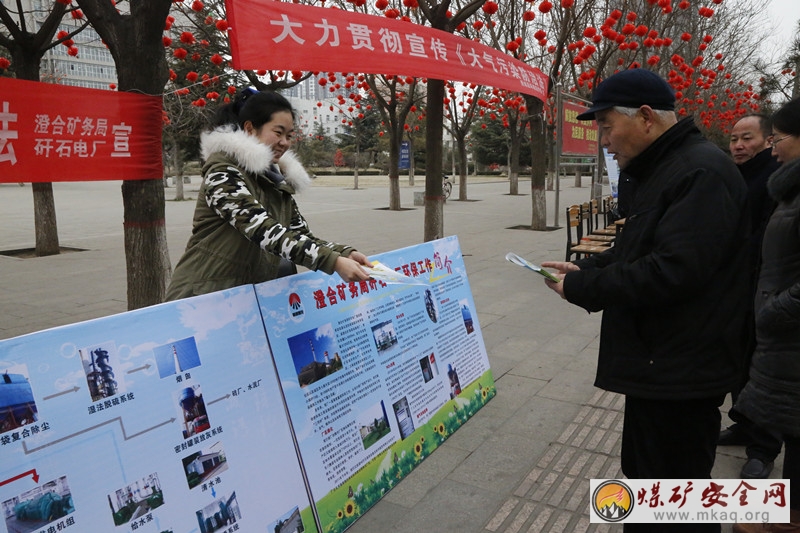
[[0, 175, 776, 532]]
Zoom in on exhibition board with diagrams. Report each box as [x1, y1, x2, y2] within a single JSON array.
[[0, 237, 494, 533]]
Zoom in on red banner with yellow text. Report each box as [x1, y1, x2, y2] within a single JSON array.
[[561, 100, 599, 156], [226, 0, 548, 101], [0, 77, 163, 183]]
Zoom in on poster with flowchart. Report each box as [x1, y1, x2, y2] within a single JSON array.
[[0, 237, 495, 533], [0, 286, 317, 533], [255, 236, 496, 533]]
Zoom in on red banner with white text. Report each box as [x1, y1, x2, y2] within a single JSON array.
[[0, 78, 163, 183], [225, 0, 548, 101], [561, 100, 598, 156]]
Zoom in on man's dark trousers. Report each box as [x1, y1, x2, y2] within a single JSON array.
[[621, 395, 725, 533]]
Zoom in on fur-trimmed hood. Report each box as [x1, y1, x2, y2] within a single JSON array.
[[200, 126, 312, 192]]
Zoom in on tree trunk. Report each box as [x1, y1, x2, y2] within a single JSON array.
[[75, 0, 173, 308], [424, 79, 445, 242], [457, 135, 468, 201], [527, 97, 548, 230], [12, 47, 60, 256], [408, 137, 415, 187], [173, 143, 185, 201], [122, 180, 171, 310], [353, 144, 360, 190], [794, 57, 800, 99], [508, 124, 521, 196], [387, 134, 401, 210], [31, 182, 60, 256]]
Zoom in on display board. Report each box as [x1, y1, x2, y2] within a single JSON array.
[[0, 237, 494, 533], [255, 236, 495, 533], [0, 286, 317, 533]]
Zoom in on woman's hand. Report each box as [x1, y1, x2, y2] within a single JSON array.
[[347, 251, 372, 268], [335, 254, 371, 282]]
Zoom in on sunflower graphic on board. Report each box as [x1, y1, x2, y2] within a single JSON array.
[[592, 480, 634, 522]]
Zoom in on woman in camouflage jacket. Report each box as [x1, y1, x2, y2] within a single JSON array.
[[166, 90, 371, 301]]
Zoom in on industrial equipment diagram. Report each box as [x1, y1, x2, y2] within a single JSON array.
[[0, 286, 316, 533]]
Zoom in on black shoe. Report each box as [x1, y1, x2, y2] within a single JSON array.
[[718, 425, 750, 446], [740, 458, 774, 479]]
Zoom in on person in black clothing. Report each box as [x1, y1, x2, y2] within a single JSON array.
[[542, 69, 750, 533], [718, 115, 783, 479], [733, 97, 800, 533]]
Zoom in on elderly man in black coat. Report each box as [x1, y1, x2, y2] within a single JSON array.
[[543, 69, 751, 533]]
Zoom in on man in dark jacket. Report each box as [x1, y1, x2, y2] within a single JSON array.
[[718, 114, 783, 479], [542, 69, 750, 533]]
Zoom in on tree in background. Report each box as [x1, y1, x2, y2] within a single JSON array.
[[331, 83, 383, 189], [162, 1, 239, 200], [463, 0, 776, 228], [75, 0, 173, 310], [189, 0, 784, 234], [0, 0, 87, 256], [364, 72, 421, 210], [413, 0, 489, 241], [470, 109, 532, 170], [294, 121, 336, 169], [333, 148, 346, 168], [443, 81, 481, 200]]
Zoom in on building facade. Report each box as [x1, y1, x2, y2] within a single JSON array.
[[2, 0, 117, 90]]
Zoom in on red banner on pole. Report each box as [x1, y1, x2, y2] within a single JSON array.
[[225, 0, 548, 102], [0, 78, 163, 183], [561, 100, 598, 156]]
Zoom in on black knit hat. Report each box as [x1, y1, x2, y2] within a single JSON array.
[[576, 68, 676, 121]]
